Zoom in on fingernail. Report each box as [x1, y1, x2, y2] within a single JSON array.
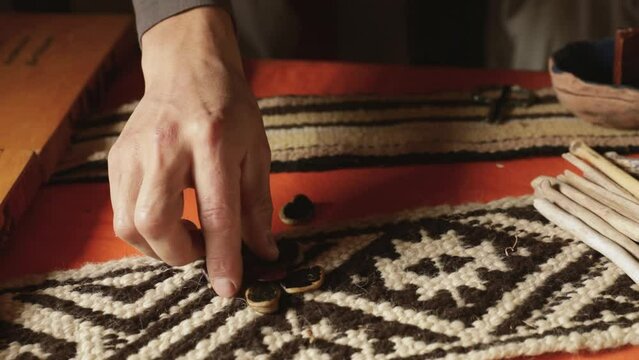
[[266, 231, 279, 259], [212, 278, 236, 298]]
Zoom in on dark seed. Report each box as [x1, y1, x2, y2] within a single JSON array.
[[245, 282, 281, 313], [246, 282, 280, 303], [279, 194, 315, 225], [281, 266, 324, 294], [293, 194, 313, 207]]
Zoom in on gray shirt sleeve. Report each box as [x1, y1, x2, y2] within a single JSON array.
[[132, 0, 231, 41]]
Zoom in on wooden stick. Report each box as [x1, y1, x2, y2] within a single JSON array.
[[561, 170, 639, 223], [532, 176, 639, 258], [562, 153, 636, 202], [533, 198, 639, 284], [554, 178, 639, 243], [605, 151, 639, 177], [570, 140, 639, 199]]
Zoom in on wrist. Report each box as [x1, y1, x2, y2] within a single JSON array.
[[140, 7, 243, 88]]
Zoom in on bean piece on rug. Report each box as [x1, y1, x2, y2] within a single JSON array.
[[279, 194, 315, 225], [245, 282, 281, 314], [281, 266, 324, 294]]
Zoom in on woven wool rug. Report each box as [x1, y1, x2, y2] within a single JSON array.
[[3, 196, 639, 359], [51, 87, 639, 183]]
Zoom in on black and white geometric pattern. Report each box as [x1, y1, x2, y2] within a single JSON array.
[[52, 89, 639, 183], [2, 196, 639, 359]]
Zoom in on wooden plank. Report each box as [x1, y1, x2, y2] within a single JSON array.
[[0, 148, 41, 249], [0, 14, 135, 245], [0, 13, 135, 178]]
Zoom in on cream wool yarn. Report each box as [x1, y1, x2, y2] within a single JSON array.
[[52, 88, 639, 183], [2, 196, 639, 359]]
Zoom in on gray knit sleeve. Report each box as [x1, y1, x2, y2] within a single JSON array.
[[132, 0, 231, 40]]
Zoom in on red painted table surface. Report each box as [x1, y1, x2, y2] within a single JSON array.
[[1, 58, 634, 360]]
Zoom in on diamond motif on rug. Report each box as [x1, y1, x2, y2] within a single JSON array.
[[2, 196, 639, 359]]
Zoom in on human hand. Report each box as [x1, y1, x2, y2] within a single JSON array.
[[108, 7, 277, 298]]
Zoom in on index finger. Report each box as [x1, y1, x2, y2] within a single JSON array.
[[193, 146, 243, 298]]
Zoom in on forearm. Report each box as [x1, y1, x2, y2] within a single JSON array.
[[140, 7, 244, 99]]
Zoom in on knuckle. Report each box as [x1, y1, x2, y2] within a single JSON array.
[[114, 223, 137, 241], [199, 205, 235, 229], [191, 105, 233, 144], [133, 208, 165, 238], [151, 121, 180, 147], [196, 120, 224, 145], [113, 218, 139, 242], [108, 139, 140, 166], [206, 106, 228, 123]]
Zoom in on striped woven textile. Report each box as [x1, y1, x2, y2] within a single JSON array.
[[52, 87, 639, 183], [2, 196, 639, 359]]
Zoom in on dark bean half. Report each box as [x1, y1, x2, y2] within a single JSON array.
[[281, 266, 325, 294]]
